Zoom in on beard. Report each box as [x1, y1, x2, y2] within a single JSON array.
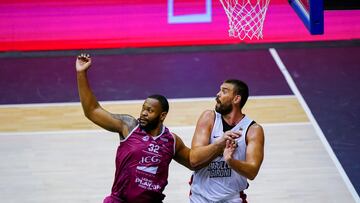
[[215, 100, 233, 115], [139, 115, 161, 132]]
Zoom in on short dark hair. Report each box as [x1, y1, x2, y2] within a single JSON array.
[[148, 94, 169, 112], [224, 79, 249, 108]]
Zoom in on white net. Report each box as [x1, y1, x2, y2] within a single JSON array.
[[219, 0, 270, 40]]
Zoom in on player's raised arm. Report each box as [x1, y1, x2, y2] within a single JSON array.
[[76, 54, 130, 136]]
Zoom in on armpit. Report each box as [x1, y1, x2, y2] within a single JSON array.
[[111, 114, 138, 132]]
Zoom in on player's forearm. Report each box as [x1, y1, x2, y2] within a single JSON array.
[[176, 149, 196, 171], [77, 71, 100, 118], [227, 159, 260, 180], [190, 144, 223, 169]]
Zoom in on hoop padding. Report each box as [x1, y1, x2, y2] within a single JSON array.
[[220, 0, 270, 40]]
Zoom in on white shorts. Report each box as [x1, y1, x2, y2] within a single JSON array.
[[189, 191, 245, 203]]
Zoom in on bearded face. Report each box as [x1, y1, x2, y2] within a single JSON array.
[[138, 98, 165, 132], [139, 114, 161, 132], [215, 96, 233, 115]]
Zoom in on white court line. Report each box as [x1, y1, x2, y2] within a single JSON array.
[[269, 48, 360, 202], [0, 122, 311, 136], [262, 121, 311, 127], [0, 129, 108, 136], [0, 95, 296, 108]]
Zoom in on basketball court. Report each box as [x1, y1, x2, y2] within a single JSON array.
[[0, 0, 359, 202]]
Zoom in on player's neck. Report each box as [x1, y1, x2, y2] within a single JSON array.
[[222, 110, 245, 126], [146, 124, 163, 137]]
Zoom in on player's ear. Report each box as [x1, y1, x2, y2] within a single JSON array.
[[233, 95, 241, 105], [160, 112, 167, 122]]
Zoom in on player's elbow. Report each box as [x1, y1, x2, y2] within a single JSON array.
[[84, 110, 94, 121], [84, 110, 102, 127], [83, 110, 91, 118], [186, 164, 197, 171], [189, 153, 202, 169], [183, 153, 197, 171], [247, 171, 258, 180], [83, 105, 100, 121], [189, 158, 199, 169], [247, 166, 261, 180]]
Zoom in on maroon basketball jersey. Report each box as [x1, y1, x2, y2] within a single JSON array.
[[105, 125, 175, 203]]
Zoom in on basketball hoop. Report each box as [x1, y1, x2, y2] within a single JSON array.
[[219, 0, 270, 40]]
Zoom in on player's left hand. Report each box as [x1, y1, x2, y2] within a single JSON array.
[[223, 139, 237, 163]]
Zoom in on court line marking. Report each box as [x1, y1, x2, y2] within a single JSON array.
[[0, 122, 311, 136], [0, 95, 296, 108], [269, 48, 360, 202]]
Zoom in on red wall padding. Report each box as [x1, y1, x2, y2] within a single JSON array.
[[0, 0, 359, 51]]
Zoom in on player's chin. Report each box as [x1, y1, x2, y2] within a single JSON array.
[[139, 122, 146, 127], [139, 121, 148, 128], [215, 104, 222, 113]]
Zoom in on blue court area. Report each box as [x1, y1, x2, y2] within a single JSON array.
[[0, 43, 359, 199]]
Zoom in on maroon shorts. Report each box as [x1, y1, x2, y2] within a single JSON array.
[[103, 195, 122, 203]]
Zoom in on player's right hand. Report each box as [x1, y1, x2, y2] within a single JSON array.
[[214, 130, 241, 148], [76, 53, 92, 72]]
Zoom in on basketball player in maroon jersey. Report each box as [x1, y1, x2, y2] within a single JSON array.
[[76, 54, 239, 203]]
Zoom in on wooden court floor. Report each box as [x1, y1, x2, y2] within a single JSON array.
[[0, 96, 356, 202]]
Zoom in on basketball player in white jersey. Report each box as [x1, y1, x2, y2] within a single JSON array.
[[189, 79, 265, 203]]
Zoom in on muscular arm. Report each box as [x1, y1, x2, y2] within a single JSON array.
[[76, 54, 129, 137], [173, 133, 195, 170], [189, 110, 227, 169], [224, 123, 264, 180]]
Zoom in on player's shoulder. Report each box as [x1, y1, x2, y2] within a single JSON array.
[[247, 122, 264, 139], [250, 122, 263, 130], [170, 131, 178, 138], [202, 109, 215, 115], [169, 132, 183, 142], [169, 132, 184, 149], [195, 110, 216, 128], [200, 109, 216, 120]]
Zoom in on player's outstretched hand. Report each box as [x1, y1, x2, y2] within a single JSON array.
[[76, 53, 92, 72]]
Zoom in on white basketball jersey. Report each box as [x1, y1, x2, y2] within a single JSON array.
[[191, 112, 254, 202]]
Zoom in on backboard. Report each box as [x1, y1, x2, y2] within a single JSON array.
[[289, 0, 324, 35]]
